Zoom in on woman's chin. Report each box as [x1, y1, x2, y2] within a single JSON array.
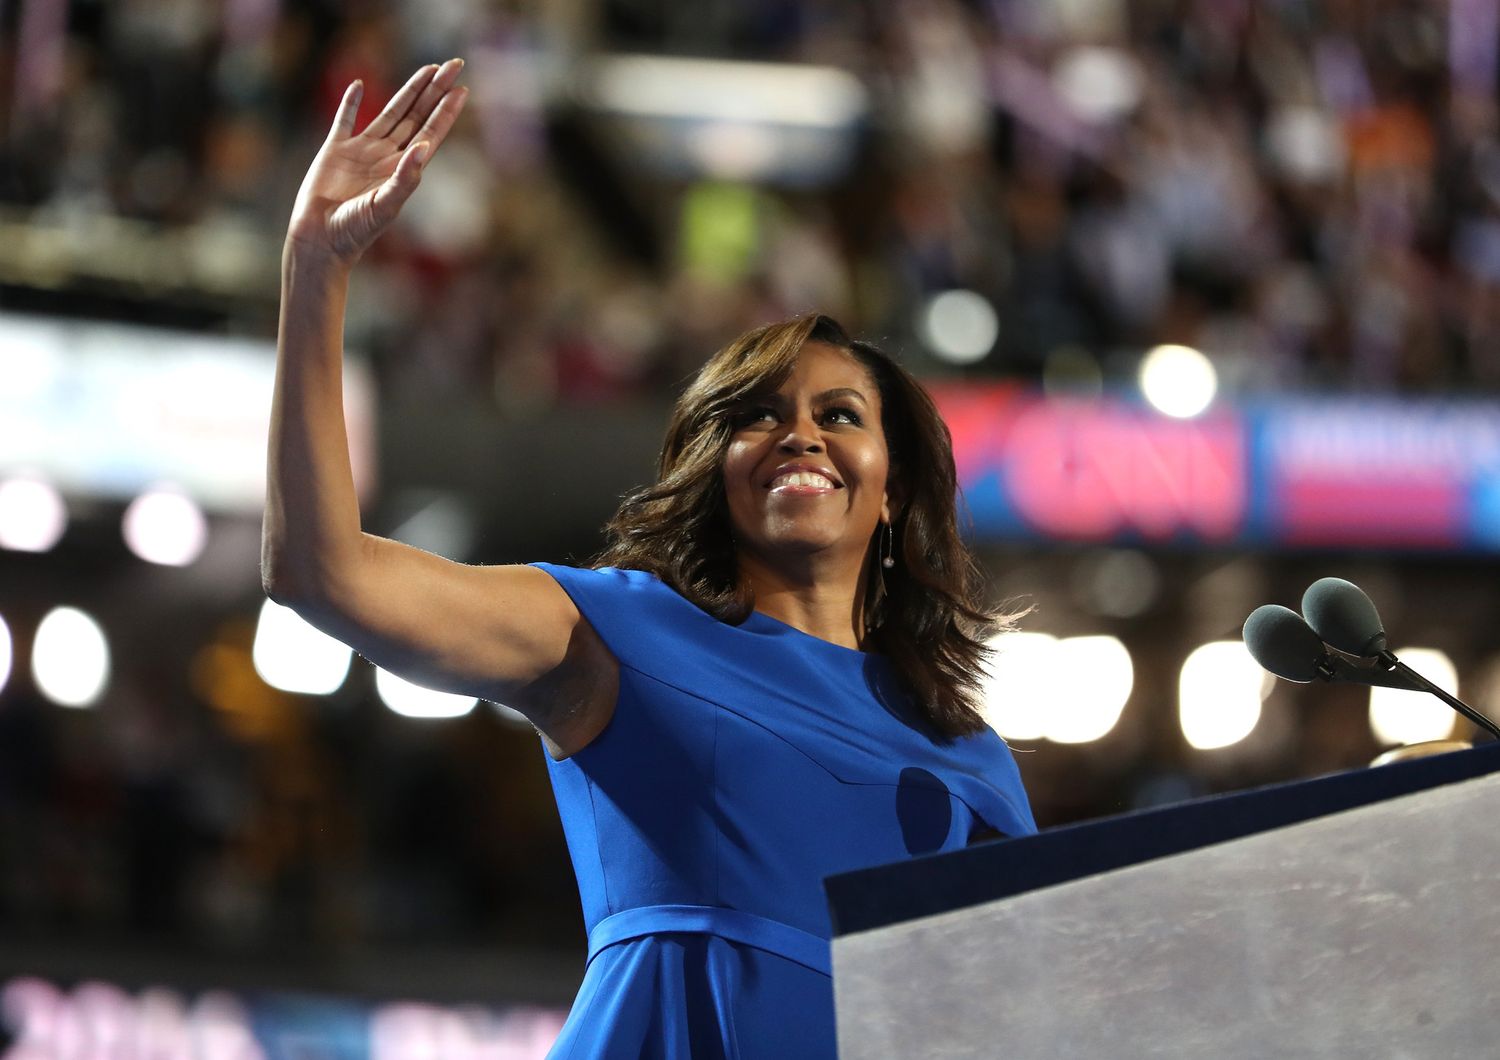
[[746, 534, 862, 565]]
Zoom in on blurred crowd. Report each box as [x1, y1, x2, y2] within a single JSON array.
[[0, 615, 580, 954], [3, 0, 1500, 960], [6, 0, 1500, 405]]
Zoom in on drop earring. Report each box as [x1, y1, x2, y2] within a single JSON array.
[[881, 522, 895, 569]]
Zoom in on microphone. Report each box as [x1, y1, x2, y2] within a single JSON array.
[[1242, 605, 1331, 682], [1242, 605, 1419, 691], [1301, 578, 1387, 657], [1246, 580, 1500, 741]]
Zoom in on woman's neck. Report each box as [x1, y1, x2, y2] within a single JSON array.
[[738, 550, 872, 650]]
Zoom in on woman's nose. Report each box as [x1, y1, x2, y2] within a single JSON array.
[[778, 415, 823, 453], [780, 428, 828, 452]]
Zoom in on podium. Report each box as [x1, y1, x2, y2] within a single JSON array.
[[825, 744, 1500, 1058]]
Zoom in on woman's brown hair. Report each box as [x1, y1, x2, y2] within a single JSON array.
[[595, 313, 1010, 739]]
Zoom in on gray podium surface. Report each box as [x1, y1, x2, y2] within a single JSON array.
[[833, 771, 1500, 1058]]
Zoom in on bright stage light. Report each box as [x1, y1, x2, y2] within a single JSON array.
[[982, 633, 1132, 743], [33, 607, 110, 708], [0, 613, 11, 695], [0, 476, 67, 552], [1180, 640, 1268, 750], [1140, 344, 1217, 419], [252, 599, 352, 696], [122, 486, 208, 566], [1370, 648, 1459, 746], [374, 667, 475, 719]]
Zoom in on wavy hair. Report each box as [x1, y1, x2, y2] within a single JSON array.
[[595, 313, 1011, 739]]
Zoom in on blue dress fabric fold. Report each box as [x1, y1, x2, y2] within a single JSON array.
[[532, 564, 1037, 1059]]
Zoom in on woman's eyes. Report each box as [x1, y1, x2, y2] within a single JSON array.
[[736, 405, 777, 425], [733, 405, 862, 427]]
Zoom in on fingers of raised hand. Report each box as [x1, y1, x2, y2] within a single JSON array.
[[365, 58, 463, 145], [364, 64, 438, 140], [393, 59, 466, 148], [406, 84, 469, 157], [328, 80, 364, 142]]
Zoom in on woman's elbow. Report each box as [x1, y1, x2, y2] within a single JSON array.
[[260, 558, 303, 608], [260, 539, 319, 609], [259, 535, 363, 614]]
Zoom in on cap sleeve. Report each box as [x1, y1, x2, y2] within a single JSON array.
[[529, 563, 710, 675]]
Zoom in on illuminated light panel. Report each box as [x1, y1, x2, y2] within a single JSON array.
[[374, 667, 475, 719], [1140, 344, 1217, 419], [982, 633, 1133, 743], [0, 614, 11, 695], [251, 599, 352, 696], [591, 54, 867, 129], [122, 487, 208, 566], [0, 477, 67, 552], [1370, 647, 1459, 746], [920, 290, 999, 365], [33, 607, 110, 708], [1180, 640, 1268, 750], [1047, 635, 1133, 744]]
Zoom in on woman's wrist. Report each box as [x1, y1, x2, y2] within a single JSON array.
[[282, 234, 357, 282]]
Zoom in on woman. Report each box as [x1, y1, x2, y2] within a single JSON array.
[[263, 60, 1036, 1058]]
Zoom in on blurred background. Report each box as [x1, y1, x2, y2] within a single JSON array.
[[5, 0, 1500, 1054]]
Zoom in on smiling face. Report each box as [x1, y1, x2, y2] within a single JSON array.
[[722, 341, 893, 571]]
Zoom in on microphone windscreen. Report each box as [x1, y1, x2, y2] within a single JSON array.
[[1243, 604, 1326, 682], [1301, 577, 1386, 657]]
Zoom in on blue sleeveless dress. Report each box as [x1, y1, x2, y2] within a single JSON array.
[[533, 564, 1037, 1059]]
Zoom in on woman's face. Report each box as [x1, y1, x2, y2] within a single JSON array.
[[723, 341, 892, 570]]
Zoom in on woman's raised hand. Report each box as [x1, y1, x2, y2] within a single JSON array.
[[286, 59, 469, 264]]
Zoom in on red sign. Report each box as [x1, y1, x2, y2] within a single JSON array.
[[933, 385, 1248, 542]]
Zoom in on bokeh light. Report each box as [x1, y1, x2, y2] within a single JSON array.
[[1047, 636, 1134, 744], [982, 632, 1057, 741], [1180, 640, 1269, 751], [1072, 549, 1161, 619], [1370, 648, 1459, 746], [122, 486, 208, 566], [1052, 46, 1145, 125], [919, 290, 999, 365], [251, 599, 352, 696], [374, 667, 476, 719], [32, 607, 110, 708], [0, 613, 11, 696], [1140, 344, 1217, 419], [982, 633, 1133, 744], [0, 477, 67, 553]]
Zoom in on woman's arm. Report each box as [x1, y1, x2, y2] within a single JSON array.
[[262, 61, 616, 756]]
